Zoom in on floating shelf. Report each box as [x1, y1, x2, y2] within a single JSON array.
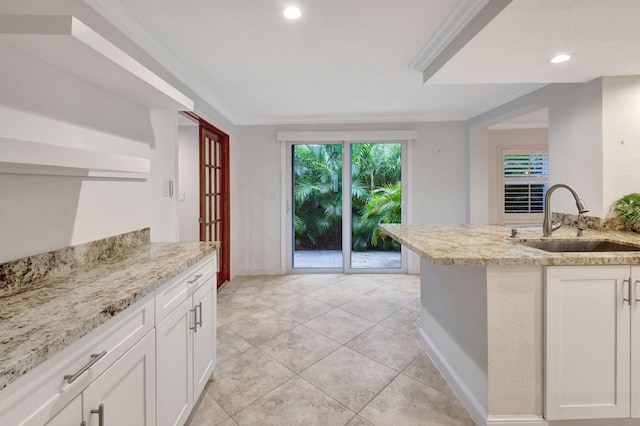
[[0, 14, 194, 112], [0, 137, 150, 179]]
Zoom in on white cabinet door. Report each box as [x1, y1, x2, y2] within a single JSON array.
[[156, 297, 193, 426], [83, 331, 156, 426], [546, 265, 631, 420], [632, 266, 640, 418], [193, 277, 217, 398], [44, 395, 82, 426]]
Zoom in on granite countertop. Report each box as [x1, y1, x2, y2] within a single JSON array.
[[0, 241, 217, 390], [379, 223, 640, 266]]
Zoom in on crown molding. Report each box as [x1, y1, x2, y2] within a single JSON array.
[[462, 83, 548, 120], [239, 112, 468, 126], [84, 0, 239, 123], [409, 0, 512, 82], [410, 0, 490, 71]]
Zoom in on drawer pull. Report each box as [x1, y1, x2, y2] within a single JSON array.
[[64, 351, 107, 384], [90, 404, 104, 426], [636, 280, 640, 303], [188, 274, 203, 285], [196, 302, 203, 329]]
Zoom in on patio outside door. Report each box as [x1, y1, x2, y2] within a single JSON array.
[[288, 141, 404, 273]]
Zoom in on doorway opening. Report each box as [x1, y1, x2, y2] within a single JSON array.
[[289, 141, 404, 273]]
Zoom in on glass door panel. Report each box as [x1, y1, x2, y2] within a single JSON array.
[[350, 143, 402, 270], [292, 144, 343, 269]]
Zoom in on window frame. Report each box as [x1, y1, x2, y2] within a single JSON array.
[[499, 146, 549, 224]]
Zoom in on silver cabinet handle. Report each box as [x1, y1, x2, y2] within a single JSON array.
[[188, 274, 203, 285], [90, 404, 104, 426], [196, 302, 203, 329], [635, 280, 640, 303], [64, 351, 107, 384], [624, 279, 632, 306], [190, 308, 197, 331]]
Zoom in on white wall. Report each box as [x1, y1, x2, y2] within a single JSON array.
[[469, 77, 640, 220], [547, 80, 604, 215], [0, 23, 200, 261], [420, 261, 489, 413], [468, 126, 489, 224], [232, 122, 468, 276], [148, 110, 179, 242], [602, 76, 640, 213], [0, 40, 155, 262], [177, 125, 200, 242]]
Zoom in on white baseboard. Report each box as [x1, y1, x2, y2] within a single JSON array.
[[232, 268, 284, 276], [418, 328, 547, 426], [418, 328, 489, 425], [487, 415, 547, 425]]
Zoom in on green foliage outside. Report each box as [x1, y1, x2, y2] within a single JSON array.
[[293, 143, 401, 252]]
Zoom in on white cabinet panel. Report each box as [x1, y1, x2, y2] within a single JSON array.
[[632, 266, 640, 418], [546, 265, 631, 420], [83, 331, 156, 426], [156, 298, 193, 426], [44, 395, 81, 426], [193, 278, 216, 398]]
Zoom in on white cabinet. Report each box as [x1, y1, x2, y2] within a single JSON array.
[[156, 256, 217, 426], [0, 253, 217, 426], [546, 265, 639, 420]]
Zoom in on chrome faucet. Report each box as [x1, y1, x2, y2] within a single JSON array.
[[543, 184, 589, 237]]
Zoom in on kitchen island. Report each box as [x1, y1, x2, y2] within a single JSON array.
[[380, 223, 640, 426]]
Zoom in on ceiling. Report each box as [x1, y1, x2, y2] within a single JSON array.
[[87, 0, 640, 125]]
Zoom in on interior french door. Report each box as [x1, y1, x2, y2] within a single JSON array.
[[286, 141, 406, 274], [199, 125, 230, 287]]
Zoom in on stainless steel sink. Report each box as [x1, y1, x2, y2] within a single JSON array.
[[518, 240, 640, 253]]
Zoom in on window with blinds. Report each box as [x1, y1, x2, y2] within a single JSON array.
[[502, 150, 549, 218]]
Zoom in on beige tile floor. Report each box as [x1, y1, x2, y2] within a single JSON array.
[[189, 274, 474, 426]]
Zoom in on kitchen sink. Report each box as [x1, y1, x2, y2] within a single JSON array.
[[518, 239, 640, 253]]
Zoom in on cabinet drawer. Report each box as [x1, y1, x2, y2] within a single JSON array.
[[155, 255, 216, 324], [0, 295, 155, 426]]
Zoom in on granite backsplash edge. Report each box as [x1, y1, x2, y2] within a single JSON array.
[[552, 212, 628, 232], [0, 228, 150, 291]]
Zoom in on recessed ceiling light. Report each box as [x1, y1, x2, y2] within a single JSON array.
[[284, 6, 302, 20], [549, 54, 571, 64]]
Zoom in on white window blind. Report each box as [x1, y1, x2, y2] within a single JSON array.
[[503, 151, 549, 215]]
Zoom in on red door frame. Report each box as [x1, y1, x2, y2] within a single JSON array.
[[181, 111, 230, 287]]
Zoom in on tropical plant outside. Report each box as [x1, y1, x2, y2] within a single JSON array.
[[293, 143, 401, 253]]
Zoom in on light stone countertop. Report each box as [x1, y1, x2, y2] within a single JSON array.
[[379, 224, 640, 266], [0, 241, 217, 390]]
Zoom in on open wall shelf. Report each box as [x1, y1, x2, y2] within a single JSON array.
[[0, 14, 194, 112], [0, 137, 150, 179]]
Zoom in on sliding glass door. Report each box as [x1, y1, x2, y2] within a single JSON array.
[[288, 141, 404, 273], [349, 143, 402, 270], [292, 143, 344, 269]]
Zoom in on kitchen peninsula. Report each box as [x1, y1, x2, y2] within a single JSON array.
[[380, 223, 640, 426]]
